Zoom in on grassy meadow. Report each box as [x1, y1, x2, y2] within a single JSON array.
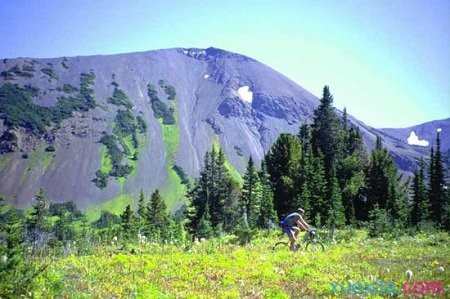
[[32, 229, 449, 298]]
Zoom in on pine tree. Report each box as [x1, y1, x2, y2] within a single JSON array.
[[196, 207, 213, 239], [240, 157, 262, 227], [308, 152, 327, 225], [1, 197, 42, 297], [311, 86, 343, 180], [137, 189, 146, 222], [210, 148, 229, 229], [298, 124, 311, 156], [365, 137, 407, 227], [327, 170, 346, 229], [365, 137, 392, 213], [147, 189, 170, 239], [410, 159, 429, 226], [26, 188, 49, 244], [257, 161, 277, 229], [428, 130, 445, 225], [120, 204, 134, 235], [265, 133, 301, 217]]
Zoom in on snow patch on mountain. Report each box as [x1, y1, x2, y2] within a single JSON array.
[[203, 74, 210, 79], [407, 131, 429, 147], [237, 86, 253, 103]]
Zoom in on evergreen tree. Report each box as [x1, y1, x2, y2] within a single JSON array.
[[410, 159, 429, 226], [298, 124, 311, 156], [26, 188, 50, 245], [120, 204, 134, 236], [327, 170, 346, 229], [311, 86, 343, 180], [210, 148, 229, 228], [365, 137, 392, 213], [1, 198, 42, 297], [54, 211, 75, 242], [265, 133, 301, 217], [137, 189, 146, 223], [365, 137, 407, 227], [196, 207, 213, 239], [257, 161, 277, 229], [147, 189, 170, 239], [428, 130, 446, 225], [185, 181, 203, 236], [240, 156, 262, 227], [186, 147, 234, 236], [307, 151, 327, 226]]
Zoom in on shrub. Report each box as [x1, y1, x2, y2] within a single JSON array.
[[62, 84, 77, 93], [45, 145, 55, 152], [172, 165, 189, 185], [0, 72, 96, 135], [0, 84, 53, 134], [93, 170, 108, 189], [79, 72, 96, 109], [40, 67, 58, 80], [147, 83, 176, 125], [108, 87, 133, 109], [114, 110, 137, 137], [136, 115, 147, 133]]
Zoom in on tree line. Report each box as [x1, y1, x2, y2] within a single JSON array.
[[1, 86, 449, 296]]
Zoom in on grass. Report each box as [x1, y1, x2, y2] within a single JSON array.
[[158, 99, 187, 209], [99, 146, 113, 174], [33, 230, 450, 298]]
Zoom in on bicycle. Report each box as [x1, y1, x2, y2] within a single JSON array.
[[272, 228, 325, 252]]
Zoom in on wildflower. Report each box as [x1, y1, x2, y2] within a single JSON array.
[[437, 266, 445, 273], [113, 236, 118, 242], [405, 270, 413, 281], [1, 255, 7, 264]]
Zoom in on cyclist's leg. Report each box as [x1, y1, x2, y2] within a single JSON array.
[[289, 227, 300, 251]]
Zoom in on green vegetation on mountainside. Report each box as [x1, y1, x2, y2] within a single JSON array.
[[93, 83, 147, 189], [0, 72, 96, 134]]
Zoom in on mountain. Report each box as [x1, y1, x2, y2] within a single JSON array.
[[380, 118, 450, 153], [0, 47, 441, 211]]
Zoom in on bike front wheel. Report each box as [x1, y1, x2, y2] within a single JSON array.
[[305, 240, 325, 252]]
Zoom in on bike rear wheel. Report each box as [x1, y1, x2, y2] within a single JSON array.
[[272, 241, 289, 251]]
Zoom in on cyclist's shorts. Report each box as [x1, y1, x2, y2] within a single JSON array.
[[282, 224, 294, 236]]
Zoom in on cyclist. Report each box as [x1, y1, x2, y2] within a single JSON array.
[[280, 208, 311, 251]]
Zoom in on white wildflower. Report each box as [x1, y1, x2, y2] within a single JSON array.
[[437, 266, 445, 273], [406, 270, 413, 280], [1, 255, 7, 264]]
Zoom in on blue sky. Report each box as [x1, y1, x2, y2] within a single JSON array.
[[0, 0, 448, 128]]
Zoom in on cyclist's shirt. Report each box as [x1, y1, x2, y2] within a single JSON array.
[[283, 212, 301, 227]]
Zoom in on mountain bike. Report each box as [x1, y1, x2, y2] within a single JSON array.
[[272, 228, 325, 252]]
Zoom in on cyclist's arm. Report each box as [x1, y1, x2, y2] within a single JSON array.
[[297, 215, 311, 230], [296, 219, 309, 231]]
